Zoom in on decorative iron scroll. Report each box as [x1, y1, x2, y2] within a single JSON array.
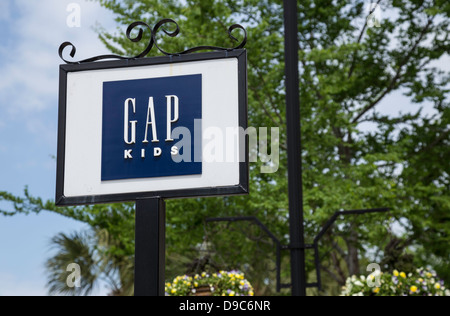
[[59, 19, 247, 64]]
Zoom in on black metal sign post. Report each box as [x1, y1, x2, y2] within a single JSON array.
[[135, 198, 166, 296], [57, 19, 249, 297], [283, 0, 308, 296]]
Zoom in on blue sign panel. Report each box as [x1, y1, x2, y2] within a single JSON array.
[[101, 74, 202, 181]]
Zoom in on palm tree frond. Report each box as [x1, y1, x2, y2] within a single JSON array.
[[46, 231, 99, 296]]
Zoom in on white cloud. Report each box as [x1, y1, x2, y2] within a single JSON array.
[[0, 0, 117, 145], [0, 0, 116, 113]]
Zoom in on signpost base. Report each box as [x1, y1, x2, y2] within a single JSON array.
[[134, 198, 166, 296]]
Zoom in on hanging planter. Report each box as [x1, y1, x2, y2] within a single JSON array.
[[341, 267, 450, 296], [166, 271, 254, 296]]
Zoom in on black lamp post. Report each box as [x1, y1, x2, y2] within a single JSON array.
[[283, 0, 308, 296]]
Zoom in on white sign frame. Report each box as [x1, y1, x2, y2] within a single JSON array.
[[56, 50, 248, 206]]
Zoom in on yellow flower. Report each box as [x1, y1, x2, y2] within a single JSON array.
[[393, 270, 399, 277], [419, 278, 424, 283], [410, 286, 418, 293], [171, 289, 177, 294], [373, 288, 380, 294], [249, 291, 254, 296], [426, 272, 432, 278], [194, 282, 199, 287], [400, 272, 407, 279], [229, 291, 235, 297], [167, 283, 172, 287], [435, 283, 441, 290], [201, 272, 207, 277]]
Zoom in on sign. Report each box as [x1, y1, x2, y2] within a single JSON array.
[[102, 74, 202, 181], [56, 50, 248, 206]]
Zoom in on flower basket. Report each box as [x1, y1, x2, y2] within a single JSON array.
[[166, 270, 254, 296], [341, 267, 450, 296]]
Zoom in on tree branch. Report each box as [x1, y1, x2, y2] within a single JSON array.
[[321, 265, 346, 285], [248, 60, 286, 126], [347, 0, 383, 79], [419, 129, 450, 153], [330, 251, 347, 285], [250, 85, 283, 127], [352, 17, 435, 124], [332, 240, 348, 259]]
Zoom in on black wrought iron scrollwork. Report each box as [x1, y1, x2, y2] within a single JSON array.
[[59, 22, 154, 64], [58, 18, 247, 64], [151, 19, 247, 56]]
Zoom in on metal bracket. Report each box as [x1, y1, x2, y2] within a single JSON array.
[[59, 19, 247, 64], [205, 207, 389, 293]]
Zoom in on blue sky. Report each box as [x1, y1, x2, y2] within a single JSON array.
[[0, 0, 117, 296], [0, 0, 448, 296]]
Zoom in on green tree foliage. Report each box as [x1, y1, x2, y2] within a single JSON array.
[[1, 0, 449, 295]]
